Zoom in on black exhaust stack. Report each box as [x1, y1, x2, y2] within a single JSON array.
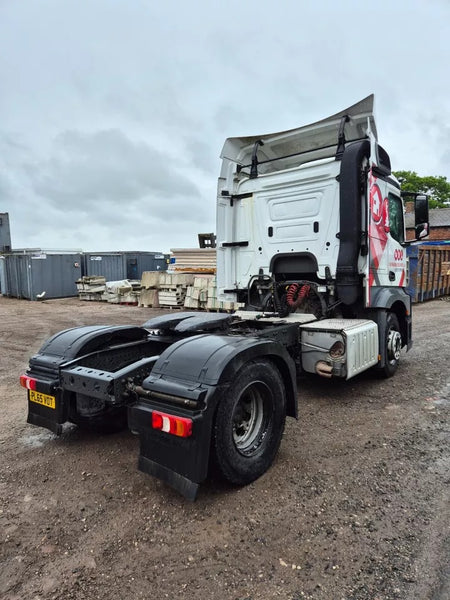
[[336, 139, 370, 305]]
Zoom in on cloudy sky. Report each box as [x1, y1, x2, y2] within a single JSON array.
[[1, 0, 449, 253]]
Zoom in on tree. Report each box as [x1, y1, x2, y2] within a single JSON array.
[[392, 170, 450, 209]]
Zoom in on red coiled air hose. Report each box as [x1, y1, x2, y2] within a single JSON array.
[[286, 283, 310, 309]]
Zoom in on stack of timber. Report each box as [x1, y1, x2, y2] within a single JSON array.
[[184, 275, 244, 312], [169, 248, 216, 273], [77, 276, 106, 301], [139, 271, 161, 308], [101, 280, 141, 305], [158, 272, 195, 308]]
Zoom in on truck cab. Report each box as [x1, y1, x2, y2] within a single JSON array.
[[216, 95, 428, 375]]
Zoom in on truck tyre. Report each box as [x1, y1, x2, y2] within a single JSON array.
[[70, 394, 128, 434], [380, 312, 402, 378], [212, 360, 286, 486]]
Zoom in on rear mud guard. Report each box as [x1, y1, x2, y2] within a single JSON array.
[[129, 334, 297, 499], [25, 325, 152, 434]]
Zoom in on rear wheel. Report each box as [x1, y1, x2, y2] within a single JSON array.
[[379, 312, 402, 378], [212, 360, 286, 485]]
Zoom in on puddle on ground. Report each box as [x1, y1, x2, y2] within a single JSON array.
[[435, 382, 450, 406], [433, 396, 450, 406], [19, 430, 57, 448]]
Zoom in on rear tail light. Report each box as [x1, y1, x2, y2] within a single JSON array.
[[20, 375, 37, 390], [152, 410, 193, 438]]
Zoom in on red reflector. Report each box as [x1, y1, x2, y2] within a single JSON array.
[[151, 410, 192, 438], [20, 375, 37, 391]]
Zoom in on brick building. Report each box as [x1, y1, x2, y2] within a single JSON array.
[[405, 207, 450, 242]]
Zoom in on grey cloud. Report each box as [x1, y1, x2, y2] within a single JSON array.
[[183, 137, 218, 173], [0, 176, 13, 203], [27, 129, 200, 205], [427, 118, 450, 178], [1, 0, 449, 253]]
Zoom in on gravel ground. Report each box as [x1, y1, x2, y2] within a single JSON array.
[[0, 296, 449, 600]]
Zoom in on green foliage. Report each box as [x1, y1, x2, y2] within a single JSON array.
[[393, 170, 450, 209]]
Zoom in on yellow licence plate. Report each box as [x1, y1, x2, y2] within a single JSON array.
[[29, 390, 56, 409]]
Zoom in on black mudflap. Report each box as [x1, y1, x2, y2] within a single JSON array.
[[27, 384, 68, 435], [138, 455, 199, 501], [128, 401, 215, 501]]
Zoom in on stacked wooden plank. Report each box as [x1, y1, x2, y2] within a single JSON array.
[[169, 248, 216, 273], [77, 276, 106, 301]]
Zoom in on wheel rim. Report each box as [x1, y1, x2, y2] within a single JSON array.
[[387, 329, 401, 363], [232, 382, 270, 455]]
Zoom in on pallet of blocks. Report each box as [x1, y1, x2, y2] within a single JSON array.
[[184, 275, 214, 310], [206, 278, 243, 312], [76, 276, 106, 301], [158, 272, 195, 308], [139, 271, 161, 308], [184, 276, 244, 312], [101, 280, 141, 305]]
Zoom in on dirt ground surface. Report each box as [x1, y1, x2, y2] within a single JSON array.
[[0, 296, 449, 600]]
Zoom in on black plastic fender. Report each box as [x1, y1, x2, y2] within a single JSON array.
[[143, 333, 297, 414], [143, 312, 234, 333], [26, 325, 150, 434], [31, 325, 149, 368], [130, 333, 297, 499]]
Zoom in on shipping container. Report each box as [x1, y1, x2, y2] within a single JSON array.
[[83, 252, 168, 281], [125, 252, 168, 279], [407, 242, 450, 302], [2, 252, 82, 300], [82, 252, 127, 281]]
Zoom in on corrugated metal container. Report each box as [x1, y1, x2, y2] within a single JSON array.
[[407, 242, 450, 302], [83, 252, 168, 281], [3, 252, 82, 300], [125, 252, 168, 279], [83, 252, 127, 281]]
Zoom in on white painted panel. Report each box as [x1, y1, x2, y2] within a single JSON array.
[[275, 224, 312, 240]]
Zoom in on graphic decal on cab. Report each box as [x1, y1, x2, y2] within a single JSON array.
[[368, 172, 388, 294], [366, 170, 406, 306]]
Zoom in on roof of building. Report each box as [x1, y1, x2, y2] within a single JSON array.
[[405, 207, 450, 229]]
